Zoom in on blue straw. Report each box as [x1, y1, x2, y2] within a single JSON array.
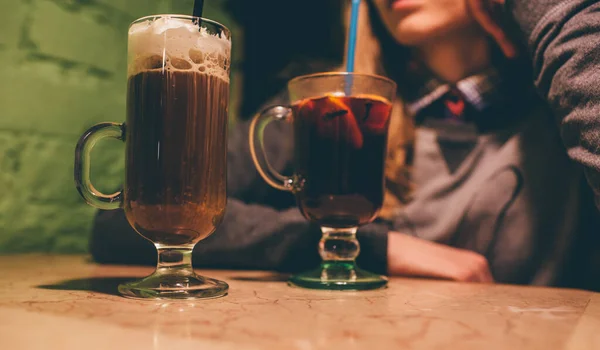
[[346, 0, 360, 73], [345, 0, 361, 95]]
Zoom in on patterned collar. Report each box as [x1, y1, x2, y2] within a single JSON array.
[[405, 67, 505, 117]]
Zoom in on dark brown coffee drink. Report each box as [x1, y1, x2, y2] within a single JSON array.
[[124, 68, 229, 246], [121, 15, 232, 247]]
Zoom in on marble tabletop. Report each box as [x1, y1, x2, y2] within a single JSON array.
[[0, 255, 598, 350]]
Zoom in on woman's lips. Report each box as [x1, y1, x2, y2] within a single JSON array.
[[389, 0, 420, 11]]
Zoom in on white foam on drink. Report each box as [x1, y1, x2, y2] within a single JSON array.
[[128, 16, 231, 82]]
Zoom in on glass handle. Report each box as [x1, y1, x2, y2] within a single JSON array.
[[74, 122, 125, 210], [249, 105, 300, 192]]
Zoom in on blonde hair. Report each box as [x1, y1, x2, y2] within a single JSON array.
[[343, 1, 415, 219]]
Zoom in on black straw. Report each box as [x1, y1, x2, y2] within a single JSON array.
[[193, 0, 204, 18]]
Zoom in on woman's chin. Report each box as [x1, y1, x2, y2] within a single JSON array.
[[390, 20, 453, 47], [391, 29, 431, 47]]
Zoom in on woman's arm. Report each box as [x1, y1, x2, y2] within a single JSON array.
[[471, 0, 600, 210], [90, 200, 391, 273], [511, 0, 600, 211]]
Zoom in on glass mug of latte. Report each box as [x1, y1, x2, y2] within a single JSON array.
[[250, 72, 397, 290], [74, 15, 231, 299]]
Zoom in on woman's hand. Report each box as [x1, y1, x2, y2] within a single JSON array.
[[466, 0, 518, 59], [387, 232, 494, 283]]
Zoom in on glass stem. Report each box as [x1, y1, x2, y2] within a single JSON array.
[[319, 227, 360, 264], [155, 245, 195, 276]]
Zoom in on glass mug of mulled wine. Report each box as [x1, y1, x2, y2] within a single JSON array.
[[249, 72, 396, 290]]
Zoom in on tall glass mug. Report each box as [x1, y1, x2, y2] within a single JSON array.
[[74, 15, 231, 299], [250, 72, 397, 290]]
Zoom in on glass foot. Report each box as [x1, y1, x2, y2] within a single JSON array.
[[118, 270, 229, 300], [289, 262, 387, 290]]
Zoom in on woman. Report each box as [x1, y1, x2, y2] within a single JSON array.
[[91, 0, 592, 286]]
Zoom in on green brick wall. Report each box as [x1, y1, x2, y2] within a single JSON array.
[[0, 0, 240, 254]]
